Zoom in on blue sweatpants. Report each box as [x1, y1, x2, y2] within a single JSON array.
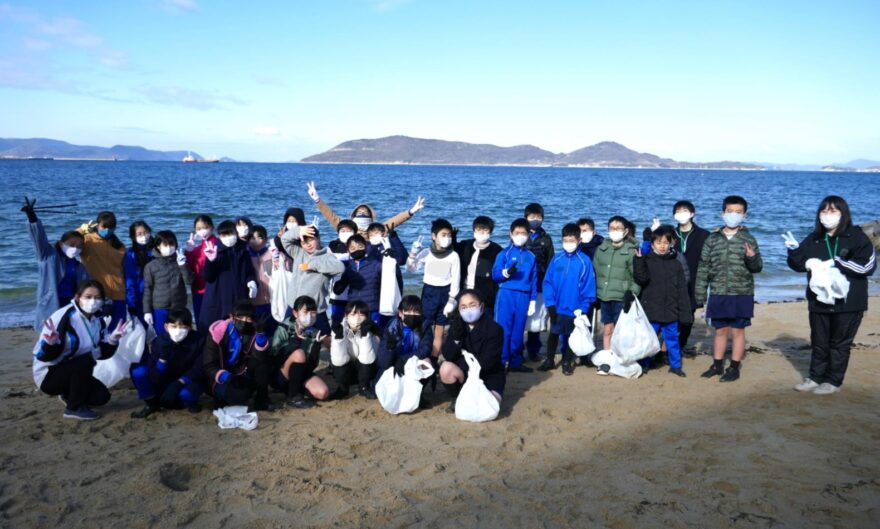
[[130, 363, 202, 408], [495, 289, 530, 368], [648, 321, 682, 369]]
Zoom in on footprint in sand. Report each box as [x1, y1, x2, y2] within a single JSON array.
[[158, 462, 208, 492]]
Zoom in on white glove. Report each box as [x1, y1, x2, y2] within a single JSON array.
[[410, 236, 423, 254], [527, 300, 536, 317], [651, 217, 661, 232], [781, 231, 799, 250], [573, 309, 583, 318], [306, 181, 320, 203], [144, 313, 154, 326], [247, 281, 258, 299], [442, 300, 455, 317], [502, 269, 511, 279], [176, 249, 187, 266], [409, 196, 425, 216]]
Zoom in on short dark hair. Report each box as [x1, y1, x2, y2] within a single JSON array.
[[366, 222, 386, 235], [608, 215, 628, 228], [216, 220, 236, 236], [510, 218, 530, 233], [77, 279, 106, 299], [59, 230, 84, 245], [337, 219, 358, 234], [562, 223, 580, 239], [431, 218, 453, 235], [624, 220, 637, 239], [293, 295, 318, 312], [194, 214, 214, 229], [398, 295, 423, 313], [153, 230, 178, 248], [650, 225, 677, 243], [165, 308, 193, 327], [815, 195, 853, 235], [347, 233, 366, 249], [577, 218, 595, 230], [234, 216, 253, 230], [232, 300, 255, 318], [284, 207, 306, 226], [251, 225, 268, 240], [673, 200, 695, 214], [723, 195, 748, 213], [344, 300, 370, 316], [524, 203, 544, 218], [473, 216, 495, 232], [302, 226, 320, 241]]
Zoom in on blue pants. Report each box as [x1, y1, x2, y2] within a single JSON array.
[[495, 289, 530, 368], [648, 321, 682, 369], [108, 300, 127, 332], [191, 292, 203, 322], [150, 308, 169, 338], [130, 363, 202, 408]]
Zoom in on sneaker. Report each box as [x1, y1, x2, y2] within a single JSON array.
[[63, 407, 100, 420], [57, 395, 68, 407], [669, 367, 687, 378], [508, 365, 534, 373], [130, 404, 159, 419], [287, 396, 317, 409], [719, 366, 740, 383], [812, 383, 840, 395], [701, 363, 724, 378], [561, 362, 574, 376], [597, 364, 611, 375], [537, 358, 556, 371], [794, 378, 820, 392], [358, 386, 377, 400]]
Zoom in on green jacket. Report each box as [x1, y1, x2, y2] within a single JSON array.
[[694, 227, 763, 305], [592, 239, 640, 302]]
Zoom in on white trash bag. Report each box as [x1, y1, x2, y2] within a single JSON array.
[[376, 356, 435, 415], [806, 258, 850, 305], [526, 293, 548, 333], [590, 349, 643, 379], [269, 266, 292, 323], [379, 254, 402, 316], [94, 317, 147, 388], [455, 351, 500, 423], [213, 406, 259, 430], [568, 312, 595, 356], [610, 297, 660, 364]]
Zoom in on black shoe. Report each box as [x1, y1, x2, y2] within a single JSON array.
[[329, 386, 350, 401], [287, 396, 317, 409], [130, 404, 159, 419], [187, 404, 202, 413], [701, 363, 724, 378], [252, 400, 278, 412], [578, 356, 592, 367], [508, 365, 534, 373], [445, 401, 456, 414], [682, 349, 697, 359], [358, 386, 377, 400], [719, 366, 740, 382], [418, 396, 433, 410], [669, 367, 687, 378], [562, 362, 574, 376], [537, 357, 556, 371]]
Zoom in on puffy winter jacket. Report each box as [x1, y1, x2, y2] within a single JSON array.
[[633, 250, 693, 324], [203, 319, 269, 386], [593, 239, 640, 302], [80, 232, 126, 301], [543, 250, 597, 317], [695, 227, 762, 305], [143, 254, 192, 313], [335, 253, 384, 312]]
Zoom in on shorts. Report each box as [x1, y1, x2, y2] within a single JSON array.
[[600, 300, 624, 325], [706, 294, 754, 320], [710, 317, 752, 329], [455, 357, 505, 397], [422, 284, 451, 326]]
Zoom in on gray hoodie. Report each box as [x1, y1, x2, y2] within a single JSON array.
[[281, 227, 345, 312]]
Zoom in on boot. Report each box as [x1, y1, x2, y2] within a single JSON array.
[[537, 355, 556, 371], [357, 362, 377, 400], [561, 350, 575, 376], [329, 363, 354, 400], [719, 361, 741, 383], [701, 359, 725, 378]]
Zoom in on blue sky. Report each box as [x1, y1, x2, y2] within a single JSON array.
[[1, 0, 878, 163]]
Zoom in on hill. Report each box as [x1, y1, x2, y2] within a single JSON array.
[[0, 138, 203, 161]]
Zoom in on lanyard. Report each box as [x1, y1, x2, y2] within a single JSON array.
[[78, 313, 99, 350], [824, 234, 839, 260], [677, 228, 691, 254]]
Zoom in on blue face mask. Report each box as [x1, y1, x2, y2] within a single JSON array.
[[722, 213, 744, 229], [529, 219, 543, 230], [97, 228, 114, 239]]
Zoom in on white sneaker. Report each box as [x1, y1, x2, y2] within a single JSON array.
[[812, 383, 840, 395], [794, 378, 819, 392]]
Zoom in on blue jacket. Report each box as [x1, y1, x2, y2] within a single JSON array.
[[543, 250, 597, 317], [492, 244, 538, 301], [368, 231, 407, 289], [27, 220, 90, 331], [123, 246, 153, 314], [198, 241, 256, 331], [377, 318, 433, 373], [141, 330, 205, 386], [336, 253, 383, 312]]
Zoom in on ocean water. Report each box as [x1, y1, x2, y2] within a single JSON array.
[[2, 161, 878, 328]]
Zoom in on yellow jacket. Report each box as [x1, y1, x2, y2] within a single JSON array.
[[81, 232, 126, 301]]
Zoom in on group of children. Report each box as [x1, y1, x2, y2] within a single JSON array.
[[26, 187, 768, 420]]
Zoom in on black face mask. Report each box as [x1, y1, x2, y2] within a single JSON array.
[[403, 314, 422, 329], [350, 249, 367, 261], [529, 219, 543, 230], [234, 319, 255, 335]]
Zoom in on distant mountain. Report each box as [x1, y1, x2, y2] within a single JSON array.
[[302, 136, 764, 169], [0, 138, 205, 161], [836, 158, 880, 170]]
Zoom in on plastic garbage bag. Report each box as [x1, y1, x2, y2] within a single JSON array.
[[568, 313, 595, 356], [807, 258, 851, 305], [455, 351, 500, 423], [590, 349, 643, 379], [269, 267, 291, 323], [94, 318, 146, 388], [376, 356, 435, 414], [213, 405, 258, 430], [610, 297, 660, 364], [526, 293, 548, 333], [379, 255, 402, 316]]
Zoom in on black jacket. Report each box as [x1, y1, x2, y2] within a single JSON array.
[[787, 225, 876, 313], [442, 314, 505, 381], [199, 241, 256, 331], [146, 331, 205, 385], [526, 228, 554, 290], [455, 239, 503, 307], [578, 234, 605, 260], [676, 224, 710, 309], [633, 250, 693, 324]]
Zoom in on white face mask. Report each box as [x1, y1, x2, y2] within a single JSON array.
[[722, 212, 744, 229], [237, 226, 249, 237], [196, 228, 212, 240], [61, 244, 81, 259], [608, 230, 625, 243], [298, 313, 316, 328], [353, 216, 371, 231], [512, 234, 528, 247], [338, 231, 353, 244], [369, 235, 383, 246], [347, 315, 365, 330], [159, 245, 176, 257], [168, 327, 189, 343], [580, 231, 594, 244], [79, 297, 103, 314], [674, 212, 694, 225], [563, 242, 578, 253], [820, 213, 841, 230], [286, 222, 298, 232], [474, 232, 491, 243], [438, 236, 452, 249], [136, 235, 150, 246], [220, 235, 238, 248], [460, 306, 482, 323]]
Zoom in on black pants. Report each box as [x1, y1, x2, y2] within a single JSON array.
[[809, 311, 863, 387], [40, 354, 110, 410], [678, 309, 696, 351], [214, 354, 271, 407]]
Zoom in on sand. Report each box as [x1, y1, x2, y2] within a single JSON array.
[[1, 299, 878, 529]]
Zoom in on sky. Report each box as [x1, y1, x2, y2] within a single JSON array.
[[0, 0, 878, 164]]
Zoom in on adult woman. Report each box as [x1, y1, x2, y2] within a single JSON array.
[[32, 280, 129, 420], [786, 196, 876, 395], [439, 289, 505, 413]]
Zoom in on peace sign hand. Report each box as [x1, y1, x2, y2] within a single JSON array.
[[204, 240, 218, 261], [42, 319, 60, 344]]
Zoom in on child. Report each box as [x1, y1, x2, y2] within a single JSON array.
[[123, 220, 153, 323], [248, 225, 275, 333], [406, 218, 461, 357], [633, 225, 692, 377], [455, 215, 503, 311], [672, 200, 710, 354], [377, 295, 435, 407], [130, 308, 205, 418], [327, 219, 358, 325], [273, 208, 306, 261], [523, 203, 555, 362], [540, 224, 597, 375], [334, 234, 384, 324], [142, 231, 192, 336], [492, 218, 538, 373], [366, 222, 408, 328], [183, 214, 217, 321], [576, 218, 605, 259], [235, 216, 253, 243], [329, 300, 382, 400], [21, 198, 89, 331], [593, 216, 640, 350], [695, 195, 763, 382], [203, 300, 276, 410], [271, 295, 331, 408], [197, 220, 257, 331], [306, 181, 424, 234], [78, 211, 127, 330]]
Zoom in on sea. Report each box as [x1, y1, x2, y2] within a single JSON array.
[[1, 160, 878, 328]]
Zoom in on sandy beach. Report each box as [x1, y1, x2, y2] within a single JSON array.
[[1, 298, 878, 529]]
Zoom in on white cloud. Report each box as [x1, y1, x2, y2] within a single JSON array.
[[252, 125, 281, 136]]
